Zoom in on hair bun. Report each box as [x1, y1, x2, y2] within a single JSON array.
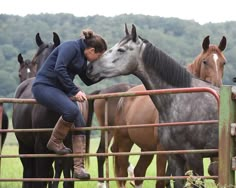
[[82, 29, 94, 39]]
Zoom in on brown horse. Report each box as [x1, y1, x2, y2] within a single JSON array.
[[186, 35, 226, 87], [110, 35, 227, 188], [87, 83, 136, 188], [113, 84, 165, 188]]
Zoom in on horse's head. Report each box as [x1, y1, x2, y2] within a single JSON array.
[[87, 24, 145, 82], [17, 53, 37, 83], [187, 35, 227, 87], [32, 32, 60, 71]]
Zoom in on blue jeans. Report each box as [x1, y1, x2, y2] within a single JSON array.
[[32, 83, 86, 135]]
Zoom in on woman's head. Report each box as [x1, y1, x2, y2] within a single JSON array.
[[82, 29, 107, 62]]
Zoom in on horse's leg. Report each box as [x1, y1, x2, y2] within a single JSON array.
[[112, 133, 133, 188], [186, 155, 204, 188], [164, 156, 176, 188], [62, 157, 74, 188], [155, 153, 167, 188], [208, 157, 218, 185], [133, 150, 154, 187], [97, 130, 113, 188], [52, 159, 62, 188], [53, 158, 74, 188], [34, 137, 54, 188], [48, 165, 54, 188], [18, 142, 35, 188], [170, 155, 185, 188]]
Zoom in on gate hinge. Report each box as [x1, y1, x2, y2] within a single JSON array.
[[232, 156, 236, 170], [231, 123, 236, 136]]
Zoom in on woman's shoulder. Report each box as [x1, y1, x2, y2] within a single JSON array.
[[58, 40, 79, 52]]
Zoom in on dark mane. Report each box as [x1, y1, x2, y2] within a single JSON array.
[[142, 41, 192, 87], [33, 43, 49, 59], [31, 42, 55, 71]]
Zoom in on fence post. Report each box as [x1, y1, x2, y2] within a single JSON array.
[[218, 85, 236, 186], [0, 103, 3, 176]]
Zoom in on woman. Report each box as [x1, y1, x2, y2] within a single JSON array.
[[32, 29, 107, 179]]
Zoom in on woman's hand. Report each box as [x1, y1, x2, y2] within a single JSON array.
[[74, 91, 87, 102]]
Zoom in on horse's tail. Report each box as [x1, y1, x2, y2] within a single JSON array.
[[85, 89, 101, 167], [112, 98, 124, 187], [112, 136, 120, 187]]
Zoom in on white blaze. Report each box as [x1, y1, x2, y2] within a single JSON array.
[[213, 53, 219, 80]]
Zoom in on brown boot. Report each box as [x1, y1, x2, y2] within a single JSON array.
[[47, 117, 72, 155], [72, 135, 90, 179]]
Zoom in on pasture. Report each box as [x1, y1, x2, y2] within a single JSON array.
[[1, 134, 216, 188]]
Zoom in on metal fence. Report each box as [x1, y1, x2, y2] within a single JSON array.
[[0, 85, 235, 187]]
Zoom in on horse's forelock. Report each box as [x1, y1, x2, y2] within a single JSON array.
[[208, 45, 226, 58], [119, 35, 132, 45]]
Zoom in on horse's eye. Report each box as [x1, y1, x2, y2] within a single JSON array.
[[118, 48, 125, 53], [203, 60, 207, 65]]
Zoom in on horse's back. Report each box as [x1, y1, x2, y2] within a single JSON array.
[[94, 83, 136, 127], [14, 77, 35, 99]]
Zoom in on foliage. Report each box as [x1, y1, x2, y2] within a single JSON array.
[[0, 13, 236, 114]]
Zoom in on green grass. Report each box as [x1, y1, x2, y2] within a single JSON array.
[[0, 135, 217, 188]]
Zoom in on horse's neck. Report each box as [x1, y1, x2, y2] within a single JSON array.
[[186, 59, 200, 77], [135, 68, 174, 121]]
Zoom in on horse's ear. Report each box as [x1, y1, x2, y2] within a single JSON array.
[[36, 33, 43, 47], [202, 35, 210, 51], [131, 24, 137, 42], [53, 32, 60, 47], [125, 23, 129, 36], [18, 53, 23, 64], [218, 36, 227, 51]]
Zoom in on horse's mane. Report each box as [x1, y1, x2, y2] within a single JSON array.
[[142, 40, 192, 88], [32, 43, 49, 60]]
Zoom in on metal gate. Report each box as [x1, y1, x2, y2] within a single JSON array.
[[0, 85, 235, 187]]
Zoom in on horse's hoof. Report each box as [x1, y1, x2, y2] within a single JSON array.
[[97, 182, 107, 188]]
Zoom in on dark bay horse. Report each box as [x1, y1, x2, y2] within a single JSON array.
[[86, 24, 220, 188], [17, 53, 37, 83], [1, 53, 37, 153], [17, 42, 72, 188], [87, 83, 136, 188], [1, 109, 8, 150], [12, 32, 66, 188]]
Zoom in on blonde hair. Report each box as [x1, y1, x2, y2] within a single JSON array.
[[82, 29, 107, 53]]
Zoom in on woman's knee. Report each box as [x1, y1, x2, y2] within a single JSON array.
[[63, 107, 80, 122]]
